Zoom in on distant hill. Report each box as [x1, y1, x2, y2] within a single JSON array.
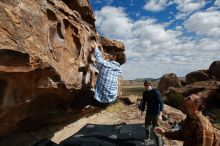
[[133, 78, 159, 81], [123, 76, 184, 87], [125, 77, 160, 82], [122, 76, 185, 96], [123, 78, 160, 86]]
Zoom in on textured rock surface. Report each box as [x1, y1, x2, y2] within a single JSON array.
[[186, 70, 211, 84], [209, 61, 220, 79], [158, 73, 181, 94], [184, 61, 220, 84], [100, 37, 126, 65], [0, 0, 125, 137], [164, 61, 220, 110], [166, 80, 220, 108]]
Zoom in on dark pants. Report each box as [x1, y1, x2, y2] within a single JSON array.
[[145, 113, 159, 127], [144, 113, 159, 139], [145, 113, 163, 145], [88, 96, 113, 108], [71, 90, 113, 109]]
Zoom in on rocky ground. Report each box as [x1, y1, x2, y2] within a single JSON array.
[[51, 97, 220, 146], [1, 97, 219, 146], [51, 98, 185, 146]]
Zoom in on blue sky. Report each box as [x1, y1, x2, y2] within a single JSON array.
[[90, 0, 220, 80]]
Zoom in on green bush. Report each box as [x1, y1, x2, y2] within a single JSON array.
[[165, 93, 184, 109]]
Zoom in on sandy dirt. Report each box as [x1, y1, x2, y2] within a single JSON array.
[[51, 101, 144, 143]]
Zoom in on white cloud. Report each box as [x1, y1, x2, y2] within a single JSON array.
[[175, 0, 207, 19], [143, 0, 207, 19], [206, 0, 220, 11], [95, 6, 132, 39], [143, 0, 170, 12], [144, 0, 207, 19], [185, 11, 220, 37], [214, 0, 220, 6], [95, 6, 220, 79], [175, 0, 206, 13]]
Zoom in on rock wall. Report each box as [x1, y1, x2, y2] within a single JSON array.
[[157, 73, 181, 95], [162, 61, 220, 110], [0, 0, 125, 137]]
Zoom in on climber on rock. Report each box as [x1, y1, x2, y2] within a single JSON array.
[[89, 40, 122, 107]]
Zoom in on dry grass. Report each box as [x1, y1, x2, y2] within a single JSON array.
[[122, 86, 145, 96], [122, 80, 158, 97], [106, 101, 123, 113]]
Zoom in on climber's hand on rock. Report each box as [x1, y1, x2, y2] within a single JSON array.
[[98, 45, 103, 51], [91, 41, 98, 50]]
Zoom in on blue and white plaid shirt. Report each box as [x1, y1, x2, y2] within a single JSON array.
[[94, 48, 122, 103]]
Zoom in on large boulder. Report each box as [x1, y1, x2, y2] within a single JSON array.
[[100, 37, 126, 65], [158, 73, 181, 94], [186, 70, 211, 84], [100, 36, 125, 52], [164, 61, 220, 111], [165, 80, 220, 109], [61, 0, 96, 28], [209, 61, 220, 80], [0, 0, 125, 137]]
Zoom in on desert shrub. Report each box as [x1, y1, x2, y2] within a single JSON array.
[[165, 93, 184, 109]]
